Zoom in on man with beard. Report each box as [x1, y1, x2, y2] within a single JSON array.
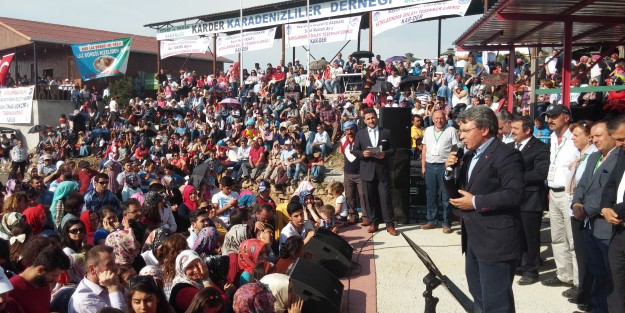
[[69, 246, 125, 312], [9, 246, 70, 313], [31, 175, 53, 209]]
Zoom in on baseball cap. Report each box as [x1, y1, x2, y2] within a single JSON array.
[[386, 96, 394, 101], [541, 104, 571, 117], [258, 180, 269, 192], [43, 154, 52, 160], [0, 267, 13, 293], [344, 102, 353, 108], [284, 140, 292, 145]]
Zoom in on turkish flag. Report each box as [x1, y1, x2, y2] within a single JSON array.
[[0, 53, 15, 86]]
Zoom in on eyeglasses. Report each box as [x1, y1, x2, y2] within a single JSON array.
[[68, 227, 84, 234], [199, 206, 211, 210], [97, 181, 109, 185], [459, 127, 480, 134]]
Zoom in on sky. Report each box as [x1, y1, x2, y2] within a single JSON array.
[[1, 0, 481, 70]]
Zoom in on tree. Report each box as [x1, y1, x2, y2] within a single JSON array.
[[405, 52, 417, 62], [107, 77, 134, 109]]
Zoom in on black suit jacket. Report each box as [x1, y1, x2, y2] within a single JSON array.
[[445, 138, 525, 262], [601, 149, 625, 217], [507, 137, 550, 212], [352, 126, 393, 182]]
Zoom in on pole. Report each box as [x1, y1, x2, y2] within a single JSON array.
[[239, 0, 244, 87], [357, 20, 362, 51], [307, 0, 310, 73], [33, 42, 38, 85], [281, 24, 286, 65], [292, 47, 295, 65], [562, 22, 572, 108], [507, 47, 515, 113], [437, 19, 442, 58], [368, 12, 373, 52], [213, 34, 217, 75], [484, 0, 488, 14], [156, 39, 161, 74], [529, 47, 538, 119]]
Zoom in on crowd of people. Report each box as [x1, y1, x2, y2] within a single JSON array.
[[0, 48, 624, 313]]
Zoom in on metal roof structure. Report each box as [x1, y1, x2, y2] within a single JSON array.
[[454, 0, 625, 51]]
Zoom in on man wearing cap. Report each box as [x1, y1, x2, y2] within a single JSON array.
[[540, 104, 580, 295], [341, 102, 358, 122], [341, 121, 368, 225], [38, 154, 57, 184]]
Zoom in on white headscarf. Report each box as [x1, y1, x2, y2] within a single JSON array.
[[172, 250, 203, 290], [260, 273, 290, 313]]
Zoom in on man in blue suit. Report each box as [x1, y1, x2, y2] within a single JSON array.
[[444, 106, 525, 312]]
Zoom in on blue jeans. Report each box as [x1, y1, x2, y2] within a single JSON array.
[[424, 162, 450, 226], [311, 143, 329, 158], [310, 165, 324, 180], [287, 163, 303, 179]]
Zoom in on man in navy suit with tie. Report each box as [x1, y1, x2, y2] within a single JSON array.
[[352, 108, 398, 236], [444, 106, 525, 312]]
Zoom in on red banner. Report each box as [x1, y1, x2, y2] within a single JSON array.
[[0, 53, 15, 86]]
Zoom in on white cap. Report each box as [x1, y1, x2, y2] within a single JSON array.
[[284, 140, 292, 145], [344, 102, 353, 108], [0, 267, 13, 293], [386, 96, 394, 101]]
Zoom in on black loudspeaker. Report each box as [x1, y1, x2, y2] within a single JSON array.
[[388, 148, 411, 223], [304, 228, 353, 278], [287, 258, 344, 313], [379, 107, 412, 149]]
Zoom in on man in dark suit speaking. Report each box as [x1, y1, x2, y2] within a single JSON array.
[[352, 108, 398, 236], [509, 116, 550, 286], [444, 106, 525, 312]]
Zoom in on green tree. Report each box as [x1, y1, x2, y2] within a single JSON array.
[[107, 77, 134, 108]]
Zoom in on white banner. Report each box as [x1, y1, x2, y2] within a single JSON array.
[[216, 27, 277, 56], [372, 0, 471, 36], [160, 39, 210, 59], [285, 16, 361, 48], [0, 86, 34, 124], [156, 0, 442, 40]]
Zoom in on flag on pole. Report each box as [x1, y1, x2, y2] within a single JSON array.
[[0, 53, 15, 86]]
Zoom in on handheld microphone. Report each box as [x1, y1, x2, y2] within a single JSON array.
[[445, 142, 465, 175]]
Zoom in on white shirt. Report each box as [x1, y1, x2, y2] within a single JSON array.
[[422, 126, 459, 164], [548, 129, 579, 188], [141, 250, 159, 266], [187, 227, 199, 249], [279, 220, 314, 251], [68, 278, 126, 313], [313, 131, 330, 146], [387, 75, 401, 88], [501, 133, 514, 144], [618, 165, 625, 204], [514, 136, 532, 151], [367, 127, 379, 147], [109, 99, 118, 113]]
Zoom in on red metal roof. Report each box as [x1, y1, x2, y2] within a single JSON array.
[[454, 0, 625, 50], [0, 17, 232, 62]]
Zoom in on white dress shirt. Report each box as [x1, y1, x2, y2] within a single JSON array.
[[68, 278, 126, 313], [514, 136, 532, 151], [548, 129, 579, 189], [368, 127, 378, 147]]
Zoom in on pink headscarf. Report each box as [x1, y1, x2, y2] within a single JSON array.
[[105, 229, 140, 265], [182, 185, 198, 212]]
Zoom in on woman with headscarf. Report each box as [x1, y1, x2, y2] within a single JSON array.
[[260, 273, 303, 313], [142, 191, 166, 232], [232, 281, 275, 313], [238, 239, 271, 286], [193, 226, 220, 258], [175, 185, 198, 232], [122, 173, 143, 201], [105, 228, 144, 273], [0, 212, 23, 240], [169, 250, 210, 313], [49, 180, 79, 231], [104, 152, 122, 192], [23, 202, 46, 235], [80, 209, 98, 245], [141, 227, 173, 266], [4, 179, 20, 200]]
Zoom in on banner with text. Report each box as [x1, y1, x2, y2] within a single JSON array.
[[372, 0, 471, 36], [71, 37, 132, 81], [160, 38, 210, 59], [156, 0, 441, 40], [286, 16, 361, 48], [0, 86, 34, 124], [216, 27, 277, 56]]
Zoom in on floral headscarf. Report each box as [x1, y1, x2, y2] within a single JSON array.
[[0, 212, 24, 240], [142, 227, 172, 254], [233, 282, 276, 313], [172, 250, 203, 290], [140, 265, 164, 282], [205, 255, 231, 288], [238, 239, 267, 274], [298, 190, 312, 206], [124, 173, 140, 189], [193, 227, 220, 257], [144, 191, 164, 208], [105, 229, 140, 265], [260, 273, 290, 313], [221, 224, 250, 256]]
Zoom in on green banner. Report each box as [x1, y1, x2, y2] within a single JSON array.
[[71, 37, 132, 81]]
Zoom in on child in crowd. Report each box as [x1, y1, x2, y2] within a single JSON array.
[[211, 176, 240, 227], [279, 201, 315, 251], [330, 182, 349, 224], [309, 204, 339, 234], [533, 117, 551, 144]]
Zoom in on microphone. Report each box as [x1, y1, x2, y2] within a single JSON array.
[[445, 142, 465, 176]]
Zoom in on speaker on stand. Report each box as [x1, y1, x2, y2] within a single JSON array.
[[288, 258, 344, 313], [303, 228, 354, 278]]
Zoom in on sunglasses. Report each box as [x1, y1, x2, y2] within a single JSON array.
[[97, 181, 109, 185], [68, 227, 84, 234]]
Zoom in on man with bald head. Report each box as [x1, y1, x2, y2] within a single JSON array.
[[571, 121, 618, 313], [421, 110, 459, 233]]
